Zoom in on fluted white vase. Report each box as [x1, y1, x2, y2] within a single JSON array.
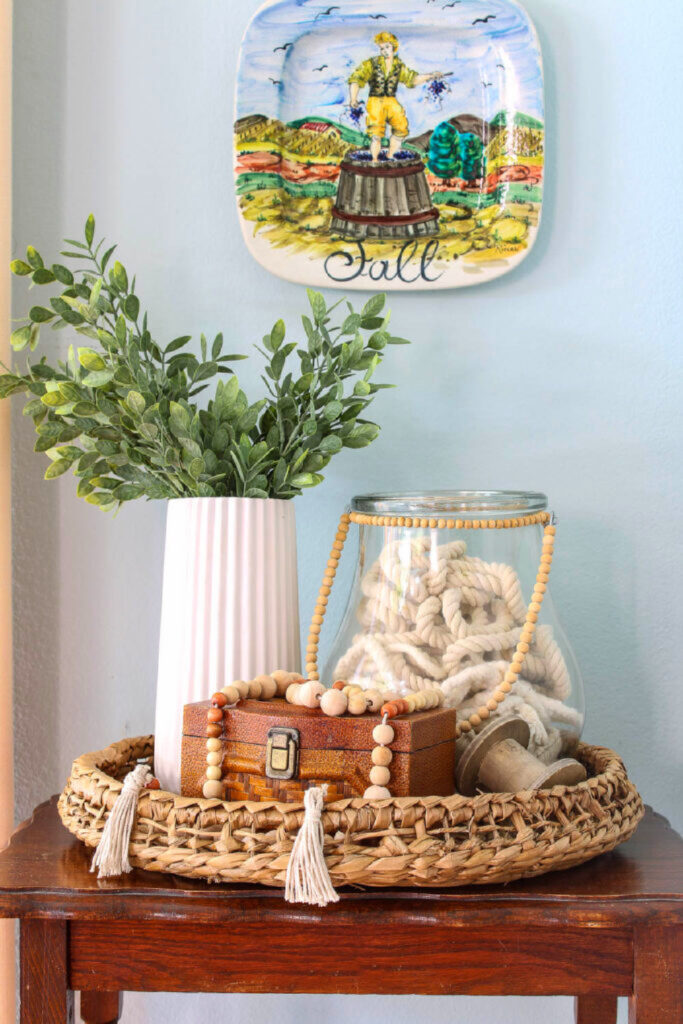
[[154, 497, 301, 791]]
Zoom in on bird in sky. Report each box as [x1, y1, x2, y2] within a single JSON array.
[[496, 63, 505, 69], [443, 1, 461, 6], [482, 81, 492, 87], [273, 42, 293, 52], [315, 5, 340, 18], [269, 78, 282, 85], [473, 14, 496, 23], [313, 64, 329, 71], [369, 13, 388, 18]]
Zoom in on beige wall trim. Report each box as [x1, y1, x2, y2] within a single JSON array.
[[0, 0, 15, 1016]]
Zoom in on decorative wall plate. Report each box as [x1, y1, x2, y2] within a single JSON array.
[[235, 0, 544, 290]]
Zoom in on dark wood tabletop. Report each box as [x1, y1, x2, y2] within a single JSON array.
[[1, 797, 681, 1023]]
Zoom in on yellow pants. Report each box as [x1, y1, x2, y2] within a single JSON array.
[[366, 96, 409, 139]]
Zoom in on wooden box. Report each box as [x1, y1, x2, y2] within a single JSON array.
[[182, 698, 456, 803]]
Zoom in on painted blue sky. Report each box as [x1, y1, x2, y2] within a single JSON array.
[[236, 0, 543, 138]]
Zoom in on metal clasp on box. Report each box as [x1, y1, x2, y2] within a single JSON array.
[[265, 727, 300, 781]]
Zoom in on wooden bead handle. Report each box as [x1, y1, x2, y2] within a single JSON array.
[[306, 511, 556, 739], [306, 513, 350, 679]]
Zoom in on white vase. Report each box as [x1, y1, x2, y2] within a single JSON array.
[[154, 497, 301, 791]]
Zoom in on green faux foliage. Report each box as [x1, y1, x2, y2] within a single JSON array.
[[2, 216, 409, 511]]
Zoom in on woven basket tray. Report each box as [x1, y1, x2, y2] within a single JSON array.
[[58, 736, 644, 889]]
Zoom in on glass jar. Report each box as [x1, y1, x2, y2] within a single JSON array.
[[309, 491, 584, 762]]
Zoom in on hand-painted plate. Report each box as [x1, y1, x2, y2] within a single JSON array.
[[235, 0, 544, 290]]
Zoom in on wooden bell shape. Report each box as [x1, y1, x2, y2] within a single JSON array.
[[455, 716, 587, 796]]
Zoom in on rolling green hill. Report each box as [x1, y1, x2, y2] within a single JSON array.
[[490, 111, 544, 131], [236, 171, 337, 199]]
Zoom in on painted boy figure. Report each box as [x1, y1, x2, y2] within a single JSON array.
[[349, 32, 443, 162]]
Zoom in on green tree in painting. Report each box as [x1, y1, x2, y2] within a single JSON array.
[[460, 131, 485, 182], [428, 121, 460, 182], [428, 123, 485, 184]]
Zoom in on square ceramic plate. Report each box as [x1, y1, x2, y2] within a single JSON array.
[[235, 0, 544, 290]]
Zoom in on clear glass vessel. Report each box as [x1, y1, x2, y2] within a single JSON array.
[[323, 491, 584, 761]]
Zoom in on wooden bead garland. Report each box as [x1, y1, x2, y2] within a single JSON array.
[[295, 683, 442, 798], [364, 716, 395, 798], [203, 671, 305, 799], [202, 668, 446, 800], [320, 689, 347, 716], [306, 510, 557, 740]]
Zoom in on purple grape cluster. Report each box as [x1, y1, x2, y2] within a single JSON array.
[[427, 78, 450, 106], [348, 104, 365, 126]]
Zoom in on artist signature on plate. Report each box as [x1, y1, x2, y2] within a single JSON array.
[[324, 239, 444, 284]]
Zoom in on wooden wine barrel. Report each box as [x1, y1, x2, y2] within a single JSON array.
[[330, 153, 439, 241]]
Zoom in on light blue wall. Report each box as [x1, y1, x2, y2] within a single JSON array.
[[12, 2, 682, 1022]]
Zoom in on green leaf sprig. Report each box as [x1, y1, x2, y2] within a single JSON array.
[[2, 216, 409, 509]]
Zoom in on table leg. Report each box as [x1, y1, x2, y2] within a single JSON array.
[[629, 925, 683, 1023], [80, 991, 123, 1024], [574, 995, 618, 1023], [20, 919, 74, 1023]]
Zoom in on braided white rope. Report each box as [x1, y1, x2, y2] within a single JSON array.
[[334, 537, 575, 749]]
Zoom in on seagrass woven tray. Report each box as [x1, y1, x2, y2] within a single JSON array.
[[58, 736, 643, 889]]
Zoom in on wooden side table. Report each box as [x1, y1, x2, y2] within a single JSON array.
[[0, 798, 680, 1023]]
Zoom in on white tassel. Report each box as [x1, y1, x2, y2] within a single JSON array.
[[91, 764, 152, 879], [285, 785, 339, 907]]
